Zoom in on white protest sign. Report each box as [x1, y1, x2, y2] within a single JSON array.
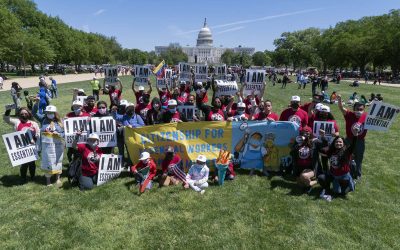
[[63, 117, 91, 147], [97, 154, 123, 186], [177, 105, 198, 121], [215, 80, 238, 97], [365, 101, 400, 131], [134, 65, 150, 86], [179, 62, 191, 82], [156, 78, 166, 89], [194, 64, 208, 83], [2, 130, 38, 167], [90, 117, 117, 147], [165, 69, 173, 86], [313, 121, 335, 142], [214, 64, 227, 80], [244, 69, 265, 96], [104, 66, 118, 86], [77, 96, 88, 105]]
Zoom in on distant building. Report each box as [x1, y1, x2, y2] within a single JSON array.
[[155, 19, 255, 64]]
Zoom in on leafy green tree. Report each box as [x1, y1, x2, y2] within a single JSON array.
[[252, 51, 271, 66]]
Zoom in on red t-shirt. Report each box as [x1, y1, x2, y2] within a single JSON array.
[[253, 112, 279, 121], [207, 109, 225, 121], [83, 106, 98, 116], [177, 87, 191, 104], [135, 92, 144, 104], [77, 144, 103, 177], [300, 102, 313, 112], [195, 91, 208, 105], [136, 103, 152, 118], [296, 145, 313, 170], [159, 90, 172, 107], [244, 97, 260, 114], [328, 150, 351, 176], [66, 111, 90, 118], [109, 89, 122, 105], [131, 159, 157, 180], [344, 110, 367, 139], [161, 154, 181, 173], [279, 108, 309, 128]]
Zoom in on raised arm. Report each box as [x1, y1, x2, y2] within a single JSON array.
[[337, 94, 347, 116]]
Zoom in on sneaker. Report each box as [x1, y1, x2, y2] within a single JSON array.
[[200, 190, 205, 195], [46, 183, 53, 187], [55, 179, 62, 188], [321, 194, 332, 202]]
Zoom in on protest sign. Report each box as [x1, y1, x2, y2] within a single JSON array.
[[244, 69, 266, 96], [64, 117, 91, 147], [194, 64, 208, 83], [97, 154, 123, 186], [215, 80, 238, 97], [134, 65, 150, 86], [2, 130, 38, 167], [365, 101, 400, 131], [312, 121, 335, 142], [165, 69, 173, 86], [214, 64, 227, 80], [104, 66, 118, 86], [40, 132, 64, 173], [156, 78, 166, 89], [77, 96, 88, 105], [90, 117, 117, 147], [179, 62, 192, 82], [177, 105, 198, 122], [125, 121, 298, 172]]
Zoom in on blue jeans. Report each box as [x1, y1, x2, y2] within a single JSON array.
[[79, 174, 98, 190]]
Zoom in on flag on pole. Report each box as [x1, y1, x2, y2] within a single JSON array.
[[153, 60, 166, 77]]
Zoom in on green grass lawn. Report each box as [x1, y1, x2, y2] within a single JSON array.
[[0, 75, 399, 249]]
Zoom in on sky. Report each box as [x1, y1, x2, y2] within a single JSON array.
[[33, 0, 399, 52]]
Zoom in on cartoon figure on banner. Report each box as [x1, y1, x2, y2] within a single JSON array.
[[263, 133, 279, 171], [234, 122, 267, 169]]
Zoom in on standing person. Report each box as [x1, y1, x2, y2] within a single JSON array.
[[157, 84, 172, 109], [186, 155, 209, 194], [251, 100, 279, 121], [72, 132, 103, 191], [337, 95, 367, 181], [83, 96, 98, 116], [89, 77, 100, 101], [37, 105, 65, 187], [10, 82, 22, 115], [0, 75, 3, 89], [3, 106, 40, 184], [302, 74, 308, 89], [37, 82, 49, 114], [279, 96, 309, 129], [132, 79, 152, 106], [130, 152, 157, 193], [49, 77, 58, 98], [281, 73, 289, 89], [108, 80, 123, 108]]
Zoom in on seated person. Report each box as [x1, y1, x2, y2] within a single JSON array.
[[159, 146, 188, 188], [186, 155, 209, 194], [131, 152, 157, 193]]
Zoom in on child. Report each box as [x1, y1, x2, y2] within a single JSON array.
[[186, 155, 209, 194], [131, 152, 157, 193]]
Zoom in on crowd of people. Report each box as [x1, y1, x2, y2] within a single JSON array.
[[2, 70, 375, 201]]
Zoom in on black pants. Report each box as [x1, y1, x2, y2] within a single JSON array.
[[92, 89, 100, 101], [281, 81, 287, 88], [20, 161, 36, 180], [318, 173, 333, 192]]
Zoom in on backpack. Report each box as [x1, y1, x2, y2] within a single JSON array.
[[68, 155, 82, 186]]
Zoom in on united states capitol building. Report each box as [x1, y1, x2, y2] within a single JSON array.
[[155, 19, 255, 64]]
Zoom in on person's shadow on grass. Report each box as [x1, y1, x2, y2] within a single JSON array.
[[0, 174, 46, 187]]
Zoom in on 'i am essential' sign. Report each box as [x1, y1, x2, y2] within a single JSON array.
[[104, 66, 118, 86], [313, 121, 335, 142], [215, 80, 238, 97], [214, 64, 227, 80], [90, 117, 117, 147], [365, 101, 400, 131], [177, 105, 198, 121], [2, 130, 38, 167], [194, 64, 208, 83], [64, 117, 91, 147], [134, 65, 150, 86], [179, 62, 191, 82], [97, 154, 123, 186], [244, 69, 265, 96]]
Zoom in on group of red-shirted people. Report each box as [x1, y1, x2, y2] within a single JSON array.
[[3, 70, 371, 201]]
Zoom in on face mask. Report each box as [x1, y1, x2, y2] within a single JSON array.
[[98, 108, 107, 115], [290, 103, 299, 109], [237, 110, 244, 115], [153, 104, 160, 109], [249, 138, 261, 147], [46, 113, 55, 120], [142, 159, 150, 165], [355, 111, 363, 117], [169, 108, 176, 113], [126, 111, 134, 116], [74, 108, 81, 115], [88, 141, 98, 148], [20, 116, 28, 122]]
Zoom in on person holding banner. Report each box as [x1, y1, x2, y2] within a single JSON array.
[[132, 79, 152, 106], [4, 107, 40, 183], [161, 99, 183, 123], [159, 146, 188, 188], [279, 96, 309, 129], [146, 97, 163, 125], [337, 95, 367, 181], [130, 152, 157, 193], [38, 105, 65, 187], [157, 83, 172, 110], [186, 155, 209, 194], [72, 132, 103, 190], [251, 100, 279, 121], [83, 96, 98, 116]]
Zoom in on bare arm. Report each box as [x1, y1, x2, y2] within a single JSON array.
[[337, 94, 347, 116]]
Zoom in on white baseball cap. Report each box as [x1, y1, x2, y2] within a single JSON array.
[[197, 82, 203, 86], [88, 133, 99, 140], [237, 102, 246, 108], [291, 96, 301, 102], [119, 100, 128, 106], [315, 103, 324, 111], [168, 99, 177, 106], [72, 100, 83, 107], [127, 102, 135, 107], [78, 89, 85, 93], [139, 152, 150, 161], [45, 105, 57, 113], [320, 105, 330, 113], [138, 86, 145, 91], [196, 155, 207, 163], [180, 81, 186, 85]]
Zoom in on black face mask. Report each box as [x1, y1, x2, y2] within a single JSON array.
[[291, 103, 299, 109], [20, 116, 28, 122], [165, 152, 173, 160], [126, 111, 134, 116]]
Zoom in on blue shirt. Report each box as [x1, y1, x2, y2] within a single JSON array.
[[112, 112, 144, 128]]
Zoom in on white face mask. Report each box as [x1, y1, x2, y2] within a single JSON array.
[[355, 111, 363, 117], [88, 141, 98, 148], [46, 113, 55, 120], [98, 108, 107, 115]]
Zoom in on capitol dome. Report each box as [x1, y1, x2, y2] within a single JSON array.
[[196, 18, 213, 47]]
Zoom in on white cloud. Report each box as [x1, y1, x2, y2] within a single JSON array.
[[93, 9, 106, 16], [215, 26, 245, 35], [82, 24, 90, 32]]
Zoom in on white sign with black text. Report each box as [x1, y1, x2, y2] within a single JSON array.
[[134, 65, 150, 86], [194, 64, 208, 83], [179, 62, 191, 82], [2, 130, 38, 167], [365, 101, 400, 131], [244, 69, 265, 96], [64, 117, 91, 147], [313, 121, 335, 143], [90, 117, 117, 147], [177, 105, 198, 121], [104, 66, 118, 86], [97, 154, 123, 186], [215, 80, 238, 97], [214, 64, 227, 80]]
